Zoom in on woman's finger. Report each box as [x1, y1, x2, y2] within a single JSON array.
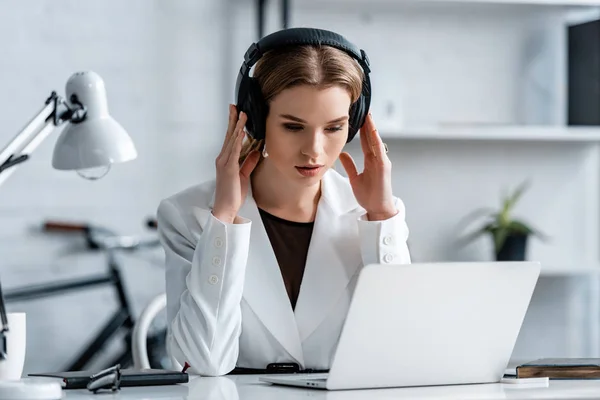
[[359, 119, 370, 159], [369, 117, 386, 160], [364, 113, 375, 149], [339, 152, 359, 180], [221, 105, 238, 152], [228, 125, 246, 168], [223, 113, 247, 165], [227, 104, 238, 136], [240, 150, 261, 179]]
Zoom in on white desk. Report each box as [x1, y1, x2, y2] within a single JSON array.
[[57, 374, 600, 400]]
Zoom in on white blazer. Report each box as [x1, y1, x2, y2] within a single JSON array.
[[156, 168, 411, 376]]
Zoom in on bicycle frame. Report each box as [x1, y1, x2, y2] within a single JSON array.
[[4, 219, 159, 371]]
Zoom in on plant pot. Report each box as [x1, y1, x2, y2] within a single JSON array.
[[496, 233, 528, 261]]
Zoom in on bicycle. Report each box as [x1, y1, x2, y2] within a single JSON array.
[[3, 218, 169, 371]]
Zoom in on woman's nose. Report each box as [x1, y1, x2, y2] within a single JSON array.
[[301, 131, 324, 158]]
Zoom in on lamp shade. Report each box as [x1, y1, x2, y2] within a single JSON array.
[[51, 71, 137, 171]]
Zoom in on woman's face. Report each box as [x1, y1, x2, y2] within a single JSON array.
[[263, 84, 352, 186]]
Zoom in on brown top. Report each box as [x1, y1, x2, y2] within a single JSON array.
[[258, 208, 314, 310]]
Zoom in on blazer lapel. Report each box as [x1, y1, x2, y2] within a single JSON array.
[[236, 189, 305, 366], [206, 169, 361, 363], [293, 170, 363, 342]]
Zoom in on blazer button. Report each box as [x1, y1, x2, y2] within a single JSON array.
[[209, 275, 219, 285], [383, 253, 394, 263]]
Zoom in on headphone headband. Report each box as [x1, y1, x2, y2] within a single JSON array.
[[242, 28, 370, 72], [235, 27, 372, 143]]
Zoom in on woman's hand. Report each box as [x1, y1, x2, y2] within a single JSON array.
[[212, 105, 261, 224], [339, 113, 398, 221]]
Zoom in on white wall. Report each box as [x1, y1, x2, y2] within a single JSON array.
[[231, 0, 600, 363], [0, 0, 229, 373]]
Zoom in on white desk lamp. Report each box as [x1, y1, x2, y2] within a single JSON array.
[[0, 70, 137, 399], [0, 70, 136, 183]]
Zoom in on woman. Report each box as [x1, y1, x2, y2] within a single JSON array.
[[156, 28, 411, 377]]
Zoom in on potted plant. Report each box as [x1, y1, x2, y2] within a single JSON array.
[[458, 180, 547, 261]]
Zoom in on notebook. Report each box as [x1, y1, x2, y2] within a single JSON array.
[[517, 358, 600, 379], [28, 368, 189, 389]]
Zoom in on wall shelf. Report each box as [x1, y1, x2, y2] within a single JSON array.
[[439, 0, 600, 5], [281, 0, 600, 9], [379, 125, 600, 142], [231, 0, 600, 10], [541, 264, 600, 276]]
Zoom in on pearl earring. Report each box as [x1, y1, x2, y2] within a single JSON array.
[[262, 145, 269, 158]]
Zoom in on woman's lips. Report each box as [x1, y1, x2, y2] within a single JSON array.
[[295, 165, 323, 177]]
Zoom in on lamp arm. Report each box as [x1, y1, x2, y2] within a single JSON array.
[[0, 92, 74, 188], [0, 91, 75, 359]]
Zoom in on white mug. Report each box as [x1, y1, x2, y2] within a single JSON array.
[[0, 313, 26, 381]]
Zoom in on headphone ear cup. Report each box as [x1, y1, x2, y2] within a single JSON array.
[[242, 78, 268, 141], [347, 101, 360, 142], [347, 96, 366, 143], [347, 72, 372, 143]]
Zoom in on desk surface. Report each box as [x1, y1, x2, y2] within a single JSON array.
[[56, 374, 600, 400]]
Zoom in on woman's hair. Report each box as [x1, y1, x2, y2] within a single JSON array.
[[238, 44, 364, 165]]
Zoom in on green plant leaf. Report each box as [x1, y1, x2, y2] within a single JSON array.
[[510, 220, 550, 241], [498, 179, 531, 229], [455, 207, 497, 229], [494, 227, 509, 254], [499, 204, 510, 227], [483, 222, 499, 232], [457, 179, 547, 252], [533, 228, 550, 242], [456, 226, 489, 246], [507, 179, 531, 211], [508, 220, 534, 235]]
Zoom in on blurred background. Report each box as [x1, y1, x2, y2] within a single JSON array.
[[1, 0, 600, 375]]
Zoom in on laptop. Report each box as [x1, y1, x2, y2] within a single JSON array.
[[260, 261, 541, 390]]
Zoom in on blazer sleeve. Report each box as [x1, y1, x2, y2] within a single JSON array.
[[356, 196, 412, 266], [157, 198, 252, 376]]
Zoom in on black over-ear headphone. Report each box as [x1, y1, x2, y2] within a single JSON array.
[[235, 27, 371, 143]]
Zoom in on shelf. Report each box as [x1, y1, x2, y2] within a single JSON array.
[[460, 0, 600, 4], [372, 0, 600, 5], [378, 125, 600, 142], [541, 264, 600, 276], [231, 0, 600, 8], [281, 0, 600, 8]]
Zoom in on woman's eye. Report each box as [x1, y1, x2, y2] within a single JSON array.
[[282, 124, 343, 132], [283, 124, 303, 132]]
